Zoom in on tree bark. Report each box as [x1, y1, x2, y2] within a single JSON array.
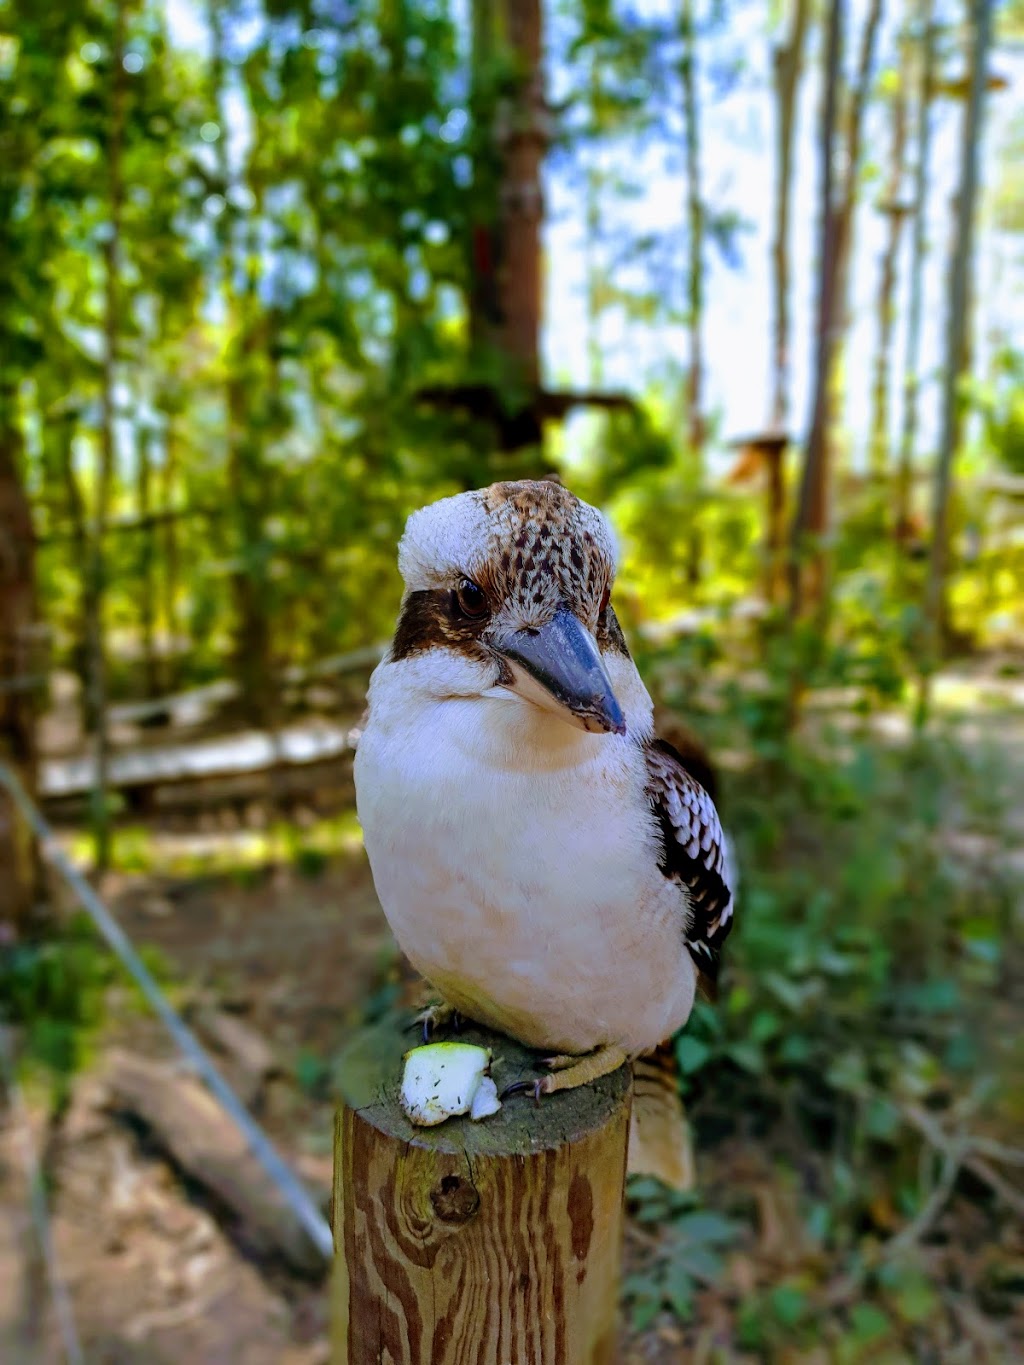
[[869, 49, 909, 477], [55, 416, 91, 732], [895, 7, 937, 543], [770, 0, 811, 431], [0, 396, 40, 930], [160, 412, 181, 695], [788, 0, 843, 613], [469, 0, 545, 412], [919, 0, 993, 711], [681, 0, 704, 587], [89, 0, 126, 872], [790, 0, 883, 614], [209, 0, 274, 728], [137, 426, 159, 697]]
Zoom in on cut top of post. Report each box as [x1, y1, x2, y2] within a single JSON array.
[[333, 1016, 631, 1161]]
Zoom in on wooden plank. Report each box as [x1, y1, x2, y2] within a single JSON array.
[[40, 719, 355, 799]]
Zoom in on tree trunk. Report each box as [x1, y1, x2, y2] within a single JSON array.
[[788, 0, 843, 614], [869, 47, 909, 478], [0, 396, 41, 931], [469, 0, 545, 424], [225, 331, 274, 731], [210, 0, 274, 729], [790, 0, 883, 614], [770, 0, 811, 431], [584, 57, 604, 389], [137, 426, 160, 697], [89, 0, 126, 873], [498, 0, 544, 394], [895, 7, 937, 543], [681, 0, 704, 587], [56, 417, 91, 732], [919, 0, 993, 714], [160, 413, 181, 695]]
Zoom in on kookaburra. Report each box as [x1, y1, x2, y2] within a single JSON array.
[[354, 480, 735, 1185]]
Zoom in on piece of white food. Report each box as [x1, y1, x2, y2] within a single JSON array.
[[400, 1043, 501, 1127], [469, 1075, 501, 1121]]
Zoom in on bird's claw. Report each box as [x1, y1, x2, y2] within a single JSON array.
[[407, 1004, 463, 1043], [500, 1077, 546, 1106]]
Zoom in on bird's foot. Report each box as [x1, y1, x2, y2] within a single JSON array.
[[408, 1002, 463, 1044], [501, 1044, 628, 1102]]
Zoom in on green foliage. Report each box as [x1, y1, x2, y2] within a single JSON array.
[[294, 1045, 331, 1099], [969, 346, 1024, 475], [0, 915, 116, 1096], [624, 1179, 741, 1329]]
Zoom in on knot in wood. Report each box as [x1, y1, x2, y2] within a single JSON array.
[[429, 1173, 480, 1225]]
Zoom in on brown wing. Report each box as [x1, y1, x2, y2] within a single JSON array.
[[644, 737, 736, 998]]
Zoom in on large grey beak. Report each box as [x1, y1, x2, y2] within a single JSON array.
[[493, 607, 626, 735]]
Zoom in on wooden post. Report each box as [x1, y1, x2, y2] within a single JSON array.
[[332, 1017, 631, 1364]]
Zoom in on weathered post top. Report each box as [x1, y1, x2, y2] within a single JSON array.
[[332, 1016, 631, 1364]]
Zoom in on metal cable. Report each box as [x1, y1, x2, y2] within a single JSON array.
[[0, 1026, 85, 1365], [0, 761, 334, 1262]]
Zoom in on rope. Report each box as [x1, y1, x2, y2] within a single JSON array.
[[0, 761, 334, 1262], [0, 1026, 85, 1365]]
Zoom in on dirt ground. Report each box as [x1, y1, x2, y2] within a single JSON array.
[[1, 850, 392, 1365]]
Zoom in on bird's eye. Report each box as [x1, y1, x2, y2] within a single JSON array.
[[454, 578, 489, 619]]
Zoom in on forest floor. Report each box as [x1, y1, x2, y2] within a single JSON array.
[[2, 656, 1022, 1363]]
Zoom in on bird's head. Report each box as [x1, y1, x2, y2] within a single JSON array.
[[389, 480, 638, 737]]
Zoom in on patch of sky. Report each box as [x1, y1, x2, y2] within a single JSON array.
[[409, 267, 431, 304], [439, 108, 468, 144]]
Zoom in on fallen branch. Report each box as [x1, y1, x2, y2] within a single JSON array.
[[102, 1049, 328, 1277], [885, 1101, 1024, 1254]]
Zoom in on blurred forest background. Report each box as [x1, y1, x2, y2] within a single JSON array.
[[1, 0, 1022, 1360]]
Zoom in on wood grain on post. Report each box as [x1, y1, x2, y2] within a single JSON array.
[[332, 1017, 631, 1364]]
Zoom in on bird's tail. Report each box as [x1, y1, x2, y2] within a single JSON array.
[[627, 1042, 695, 1192]]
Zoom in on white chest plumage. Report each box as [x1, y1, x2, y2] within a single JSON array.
[[354, 664, 696, 1056]]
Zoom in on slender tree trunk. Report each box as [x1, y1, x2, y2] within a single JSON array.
[[770, 0, 811, 431], [585, 58, 603, 389], [498, 0, 544, 394], [831, 0, 885, 437], [788, 0, 843, 614], [57, 419, 91, 730], [468, 0, 498, 360], [89, 0, 126, 872], [468, 0, 545, 406], [160, 414, 180, 695], [790, 0, 883, 614], [137, 426, 159, 697], [0, 391, 41, 931], [210, 1, 274, 728], [681, 0, 704, 587], [895, 7, 937, 543], [869, 48, 909, 478], [918, 0, 993, 718], [225, 309, 274, 729]]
